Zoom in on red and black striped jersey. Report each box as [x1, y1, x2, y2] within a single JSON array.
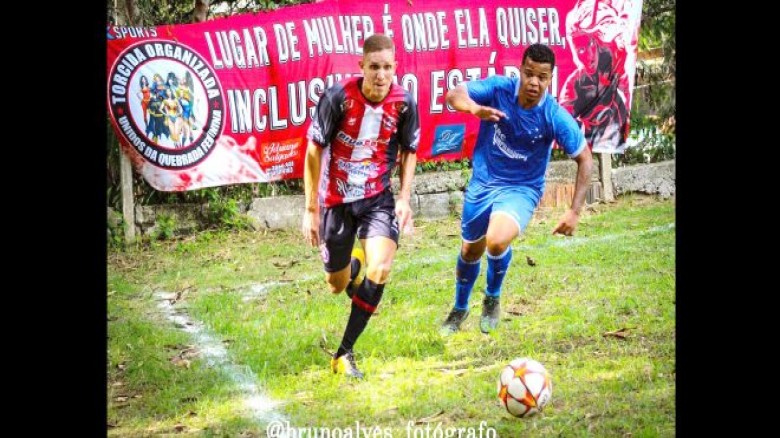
[[307, 76, 420, 208]]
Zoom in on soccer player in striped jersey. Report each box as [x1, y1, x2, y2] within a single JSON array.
[[303, 33, 420, 379]]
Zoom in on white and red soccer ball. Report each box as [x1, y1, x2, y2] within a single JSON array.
[[497, 357, 552, 418]]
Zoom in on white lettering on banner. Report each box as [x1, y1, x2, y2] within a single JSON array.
[[204, 27, 271, 70], [267, 161, 295, 178], [263, 142, 298, 164], [117, 116, 147, 154], [273, 22, 301, 63], [140, 43, 221, 99], [453, 8, 490, 48], [429, 65, 559, 113], [225, 72, 421, 134], [495, 7, 563, 47], [382, 4, 394, 39], [302, 15, 374, 57], [110, 26, 158, 39], [400, 12, 450, 52]]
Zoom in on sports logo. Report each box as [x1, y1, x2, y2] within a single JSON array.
[[107, 40, 225, 169], [431, 124, 465, 156]]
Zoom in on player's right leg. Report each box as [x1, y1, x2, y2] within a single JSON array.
[[320, 204, 357, 294], [319, 204, 366, 378], [440, 186, 490, 336]]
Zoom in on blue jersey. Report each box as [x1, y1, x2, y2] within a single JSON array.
[[466, 75, 586, 196]]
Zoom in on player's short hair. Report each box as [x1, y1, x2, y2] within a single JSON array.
[[522, 44, 556, 71], [363, 34, 395, 55]]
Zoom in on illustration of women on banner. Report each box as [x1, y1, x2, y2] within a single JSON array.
[[559, 0, 641, 153]]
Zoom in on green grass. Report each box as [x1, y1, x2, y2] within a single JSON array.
[[108, 194, 675, 436]]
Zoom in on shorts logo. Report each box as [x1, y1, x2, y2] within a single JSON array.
[[319, 243, 330, 264], [431, 124, 465, 156], [108, 40, 225, 170]]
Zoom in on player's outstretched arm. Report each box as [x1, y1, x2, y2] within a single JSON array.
[[446, 84, 506, 122]]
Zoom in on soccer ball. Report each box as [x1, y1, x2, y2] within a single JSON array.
[[497, 357, 552, 418]]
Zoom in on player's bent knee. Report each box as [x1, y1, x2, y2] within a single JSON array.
[[486, 240, 511, 256], [327, 282, 347, 294], [325, 271, 350, 293], [461, 243, 485, 261], [365, 263, 392, 284]]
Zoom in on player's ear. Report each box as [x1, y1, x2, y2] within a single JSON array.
[[358, 59, 364, 70]]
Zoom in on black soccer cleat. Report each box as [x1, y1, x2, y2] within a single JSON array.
[[480, 295, 501, 333], [440, 308, 470, 336]]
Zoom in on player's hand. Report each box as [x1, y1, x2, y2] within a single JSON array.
[[302, 210, 320, 247], [395, 198, 414, 235], [552, 209, 580, 236], [472, 105, 506, 122]]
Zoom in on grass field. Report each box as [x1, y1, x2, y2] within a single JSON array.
[[108, 194, 675, 437]]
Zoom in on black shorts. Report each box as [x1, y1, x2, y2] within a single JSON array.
[[319, 189, 399, 272]]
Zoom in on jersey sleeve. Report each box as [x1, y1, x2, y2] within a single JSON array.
[[552, 104, 587, 158], [465, 75, 504, 106], [306, 84, 344, 148], [398, 93, 420, 153]]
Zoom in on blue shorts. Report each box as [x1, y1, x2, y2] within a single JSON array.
[[461, 184, 540, 242]]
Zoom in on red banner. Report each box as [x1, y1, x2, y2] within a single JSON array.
[[107, 0, 642, 191]]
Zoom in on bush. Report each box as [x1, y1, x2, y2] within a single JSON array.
[[152, 213, 176, 241], [614, 115, 675, 167]]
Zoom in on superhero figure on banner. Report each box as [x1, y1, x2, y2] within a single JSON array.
[[560, 0, 639, 153]]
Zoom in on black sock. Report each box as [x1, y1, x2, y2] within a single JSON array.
[[336, 278, 385, 357], [346, 257, 362, 298], [350, 258, 361, 281]]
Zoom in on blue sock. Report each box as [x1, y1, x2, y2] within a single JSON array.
[[486, 246, 513, 298], [454, 255, 481, 310]]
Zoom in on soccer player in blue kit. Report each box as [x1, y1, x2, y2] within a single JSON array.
[[440, 44, 594, 335]]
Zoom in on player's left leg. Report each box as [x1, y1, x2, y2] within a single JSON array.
[[481, 189, 538, 333]]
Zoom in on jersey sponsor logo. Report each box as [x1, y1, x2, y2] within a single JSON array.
[[335, 179, 376, 200], [336, 131, 380, 149], [493, 125, 528, 161], [336, 159, 379, 179]]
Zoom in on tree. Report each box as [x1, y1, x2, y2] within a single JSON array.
[[635, 0, 675, 123]]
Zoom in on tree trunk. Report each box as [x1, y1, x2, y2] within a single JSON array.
[[598, 153, 615, 202], [194, 0, 210, 22], [115, 0, 138, 242], [123, 0, 141, 26]]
